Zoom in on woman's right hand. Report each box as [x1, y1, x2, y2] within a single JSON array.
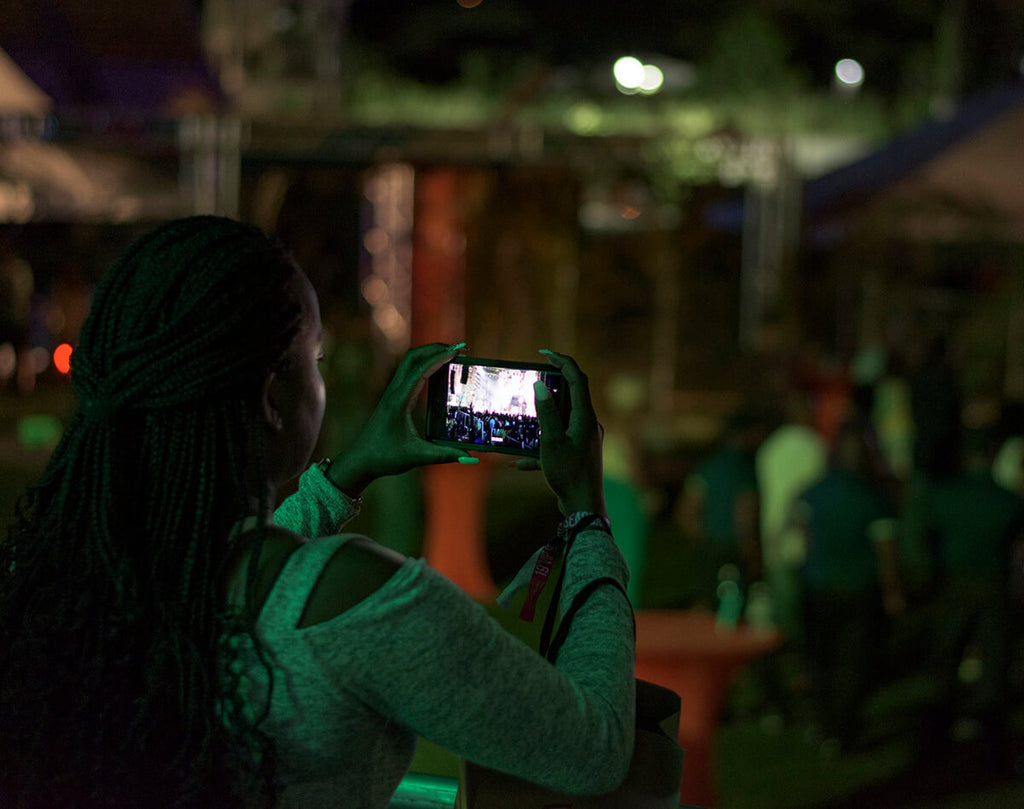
[[326, 343, 471, 497], [529, 350, 607, 518]]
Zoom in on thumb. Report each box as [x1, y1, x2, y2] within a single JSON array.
[[533, 380, 565, 444]]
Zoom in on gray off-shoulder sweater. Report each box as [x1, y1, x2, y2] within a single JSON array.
[[224, 464, 635, 808]]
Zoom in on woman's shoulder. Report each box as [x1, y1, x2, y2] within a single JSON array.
[[225, 526, 407, 628], [297, 535, 406, 628], [224, 524, 304, 613]]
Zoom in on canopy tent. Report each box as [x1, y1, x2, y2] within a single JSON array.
[[0, 139, 181, 222], [0, 0, 222, 116], [0, 1, 225, 222], [0, 46, 51, 116], [705, 80, 1024, 244]]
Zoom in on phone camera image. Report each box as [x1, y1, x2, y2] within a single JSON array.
[[426, 358, 568, 457]]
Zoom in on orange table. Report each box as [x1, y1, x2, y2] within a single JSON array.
[[634, 610, 782, 808]]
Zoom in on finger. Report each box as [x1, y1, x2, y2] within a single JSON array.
[[396, 342, 463, 386], [538, 349, 595, 433], [533, 379, 567, 446], [409, 440, 478, 467], [409, 342, 466, 411], [513, 457, 541, 471], [419, 341, 467, 380], [395, 342, 466, 410]]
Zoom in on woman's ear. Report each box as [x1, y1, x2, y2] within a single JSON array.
[[262, 371, 284, 431]]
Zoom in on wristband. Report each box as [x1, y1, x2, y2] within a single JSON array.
[[557, 511, 611, 543], [504, 512, 611, 622]]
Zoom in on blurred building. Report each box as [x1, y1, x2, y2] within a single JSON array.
[[5, 1, 1024, 478]]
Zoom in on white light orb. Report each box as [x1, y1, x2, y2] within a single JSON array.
[[639, 64, 664, 94], [613, 56, 645, 90], [834, 58, 865, 88]]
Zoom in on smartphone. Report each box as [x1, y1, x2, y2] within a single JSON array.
[[425, 356, 571, 457]]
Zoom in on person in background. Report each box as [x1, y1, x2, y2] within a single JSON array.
[[920, 426, 1024, 763], [753, 389, 828, 721], [0, 216, 634, 809], [677, 409, 763, 608], [992, 431, 1024, 495], [602, 429, 650, 607], [795, 419, 904, 754], [901, 335, 964, 589], [756, 389, 827, 642], [601, 374, 651, 607], [910, 336, 963, 483], [992, 401, 1024, 497]]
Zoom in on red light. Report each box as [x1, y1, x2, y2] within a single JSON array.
[[54, 343, 73, 375]]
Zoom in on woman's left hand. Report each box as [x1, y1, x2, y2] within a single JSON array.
[[324, 343, 474, 497]]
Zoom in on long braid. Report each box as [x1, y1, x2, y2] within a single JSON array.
[[0, 217, 304, 808]]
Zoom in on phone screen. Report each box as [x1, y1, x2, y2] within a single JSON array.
[[425, 357, 570, 457]]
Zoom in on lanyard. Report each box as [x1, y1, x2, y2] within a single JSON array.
[[519, 540, 564, 622]]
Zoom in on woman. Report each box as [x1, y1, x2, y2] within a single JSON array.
[[0, 216, 634, 808]]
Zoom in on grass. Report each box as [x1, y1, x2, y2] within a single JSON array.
[[713, 666, 1024, 809]]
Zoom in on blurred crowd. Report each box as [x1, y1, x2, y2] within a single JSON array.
[[667, 334, 1024, 770]]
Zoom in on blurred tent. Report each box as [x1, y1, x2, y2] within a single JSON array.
[[0, 1, 224, 222], [0, 46, 51, 116], [705, 80, 1024, 245], [0, 139, 182, 222], [0, 46, 52, 220], [0, 0, 222, 116]]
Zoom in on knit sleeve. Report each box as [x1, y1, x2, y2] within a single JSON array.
[[274, 463, 361, 538], [298, 527, 635, 795]]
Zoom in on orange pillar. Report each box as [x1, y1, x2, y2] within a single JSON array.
[[412, 167, 496, 600], [420, 459, 497, 600]]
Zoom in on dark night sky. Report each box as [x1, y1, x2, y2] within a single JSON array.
[[2, 1, 1023, 108], [347, 0, 1024, 97]]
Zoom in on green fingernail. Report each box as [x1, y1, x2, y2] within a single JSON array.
[[538, 349, 554, 355], [450, 342, 467, 351], [458, 456, 480, 464]]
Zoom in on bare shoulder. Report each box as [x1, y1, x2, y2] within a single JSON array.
[[298, 536, 406, 628], [224, 524, 305, 613]]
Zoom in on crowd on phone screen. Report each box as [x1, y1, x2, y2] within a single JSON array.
[[669, 336, 1024, 767], [445, 406, 541, 451]]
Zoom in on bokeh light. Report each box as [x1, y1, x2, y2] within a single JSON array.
[[614, 56, 664, 95], [639, 64, 665, 94], [0, 343, 15, 380], [613, 56, 646, 91], [29, 346, 49, 373], [834, 58, 865, 88], [16, 414, 63, 449], [53, 343, 73, 375], [565, 101, 603, 135]]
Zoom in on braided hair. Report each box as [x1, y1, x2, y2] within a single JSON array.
[[0, 216, 306, 808]]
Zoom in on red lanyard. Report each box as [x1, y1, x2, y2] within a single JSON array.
[[519, 541, 562, 622]]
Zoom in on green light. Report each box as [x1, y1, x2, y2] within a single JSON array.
[[389, 772, 458, 808], [565, 102, 603, 135], [958, 655, 983, 684], [16, 414, 63, 449]]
